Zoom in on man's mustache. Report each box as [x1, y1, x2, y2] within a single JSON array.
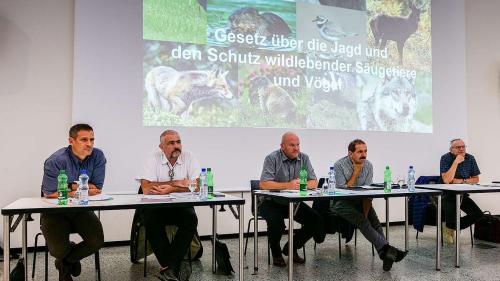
[[360, 157, 366, 160]]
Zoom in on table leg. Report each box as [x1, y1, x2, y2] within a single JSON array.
[[3, 215, 11, 281], [385, 198, 389, 243], [405, 197, 409, 251], [253, 193, 258, 273], [436, 195, 441, 271], [288, 202, 294, 281], [455, 194, 460, 268], [239, 205, 244, 281], [212, 206, 217, 273], [22, 214, 28, 281]]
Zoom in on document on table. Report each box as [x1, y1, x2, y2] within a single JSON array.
[[141, 194, 175, 202]]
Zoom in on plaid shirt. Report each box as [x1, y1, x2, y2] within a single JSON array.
[[440, 152, 480, 180]]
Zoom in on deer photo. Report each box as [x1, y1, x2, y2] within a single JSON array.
[[145, 66, 233, 118], [369, 0, 424, 64]]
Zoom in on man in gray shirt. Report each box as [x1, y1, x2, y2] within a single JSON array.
[[332, 139, 406, 271], [260, 132, 325, 267]]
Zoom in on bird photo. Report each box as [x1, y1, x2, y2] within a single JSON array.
[[312, 15, 358, 43]]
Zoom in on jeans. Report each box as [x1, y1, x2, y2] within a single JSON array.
[[332, 199, 387, 251], [260, 199, 325, 257], [443, 193, 483, 229], [40, 211, 104, 264], [144, 206, 198, 269]]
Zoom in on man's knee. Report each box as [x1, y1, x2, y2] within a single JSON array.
[[86, 230, 105, 252], [47, 241, 71, 259]]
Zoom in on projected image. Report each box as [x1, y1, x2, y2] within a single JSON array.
[[143, 0, 432, 133]]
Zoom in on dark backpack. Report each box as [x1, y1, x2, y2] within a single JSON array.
[[9, 258, 25, 281], [474, 211, 500, 243], [214, 237, 234, 275]]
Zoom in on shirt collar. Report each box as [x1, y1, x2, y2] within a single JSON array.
[[279, 149, 301, 162], [161, 150, 184, 166]]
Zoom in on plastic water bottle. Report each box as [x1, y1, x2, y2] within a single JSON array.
[[407, 166, 416, 192], [57, 170, 68, 205], [78, 170, 89, 205], [199, 168, 208, 200], [299, 165, 308, 196], [384, 166, 392, 193], [327, 166, 336, 195], [206, 168, 214, 199]]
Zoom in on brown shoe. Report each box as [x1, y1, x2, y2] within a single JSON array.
[[272, 256, 286, 267]]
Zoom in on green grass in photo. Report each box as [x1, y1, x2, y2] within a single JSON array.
[[143, 0, 207, 44]]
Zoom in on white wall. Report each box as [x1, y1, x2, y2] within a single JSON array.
[[465, 0, 500, 211], [3, 0, 492, 248]]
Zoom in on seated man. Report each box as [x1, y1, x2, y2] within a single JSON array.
[[138, 130, 199, 281], [259, 132, 325, 267], [440, 138, 483, 243], [41, 124, 106, 281], [331, 139, 406, 271]]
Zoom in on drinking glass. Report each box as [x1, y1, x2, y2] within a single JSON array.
[[396, 174, 405, 189], [188, 180, 197, 199]]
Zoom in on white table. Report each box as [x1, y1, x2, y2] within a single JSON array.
[[253, 187, 443, 281], [2, 193, 245, 281], [416, 183, 500, 267]]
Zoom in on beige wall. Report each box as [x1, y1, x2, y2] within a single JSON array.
[[465, 0, 500, 210]]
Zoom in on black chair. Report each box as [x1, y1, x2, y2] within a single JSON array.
[[243, 180, 305, 264], [312, 178, 375, 258], [32, 206, 101, 281], [412, 176, 473, 246]]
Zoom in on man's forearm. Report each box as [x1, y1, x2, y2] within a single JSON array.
[[442, 164, 458, 184], [260, 181, 289, 190]]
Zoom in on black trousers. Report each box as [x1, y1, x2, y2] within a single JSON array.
[[144, 207, 198, 269], [260, 199, 325, 257], [443, 193, 483, 229], [41, 211, 104, 264]]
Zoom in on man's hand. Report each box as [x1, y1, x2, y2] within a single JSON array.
[[289, 179, 300, 189], [149, 185, 174, 195], [89, 189, 102, 196], [171, 179, 190, 188], [454, 154, 465, 165]]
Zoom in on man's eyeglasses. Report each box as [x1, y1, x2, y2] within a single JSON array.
[[452, 145, 466, 150]]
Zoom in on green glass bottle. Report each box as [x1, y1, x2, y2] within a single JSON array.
[[57, 170, 68, 205], [384, 166, 392, 193], [207, 168, 214, 199], [299, 166, 308, 196]]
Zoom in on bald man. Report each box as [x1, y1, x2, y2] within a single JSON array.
[[259, 132, 325, 267]]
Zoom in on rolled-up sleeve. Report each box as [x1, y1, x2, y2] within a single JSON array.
[[90, 151, 106, 189], [260, 155, 276, 181], [41, 158, 62, 195], [470, 156, 480, 177]]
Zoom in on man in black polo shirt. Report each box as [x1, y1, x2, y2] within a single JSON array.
[[440, 138, 483, 243]]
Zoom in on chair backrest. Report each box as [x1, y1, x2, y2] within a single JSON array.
[[249, 180, 260, 216], [317, 178, 325, 189], [416, 175, 441, 185]]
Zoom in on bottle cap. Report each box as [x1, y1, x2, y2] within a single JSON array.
[[330, 166, 334, 170], [409, 165, 414, 169], [207, 168, 212, 172], [80, 169, 87, 174], [201, 168, 206, 172]]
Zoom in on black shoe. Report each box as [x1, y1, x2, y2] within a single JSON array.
[[157, 268, 179, 281], [272, 256, 286, 267], [282, 244, 305, 264], [177, 261, 192, 281], [55, 259, 73, 281], [70, 260, 81, 277], [379, 244, 407, 271]]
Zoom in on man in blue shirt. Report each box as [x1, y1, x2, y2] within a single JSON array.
[[41, 124, 106, 281], [440, 138, 483, 243]]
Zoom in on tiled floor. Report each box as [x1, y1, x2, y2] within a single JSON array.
[[2, 225, 500, 280]]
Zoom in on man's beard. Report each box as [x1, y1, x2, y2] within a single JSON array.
[[170, 149, 181, 159]]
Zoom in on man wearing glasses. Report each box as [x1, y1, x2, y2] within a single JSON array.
[[138, 130, 200, 281], [440, 138, 483, 243]]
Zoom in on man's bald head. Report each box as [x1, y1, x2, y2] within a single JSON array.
[[280, 132, 300, 159]]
